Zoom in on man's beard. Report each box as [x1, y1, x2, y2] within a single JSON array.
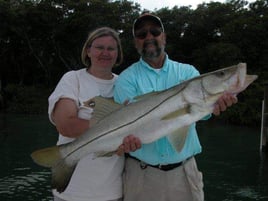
[[140, 40, 162, 60]]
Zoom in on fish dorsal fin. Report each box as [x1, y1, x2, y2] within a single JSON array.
[[167, 126, 189, 152], [161, 106, 190, 120], [83, 96, 122, 124], [133, 91, 160, 102]]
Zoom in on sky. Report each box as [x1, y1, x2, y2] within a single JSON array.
[[131, 0, 235, 10]]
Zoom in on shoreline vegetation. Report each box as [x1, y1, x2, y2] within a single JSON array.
[[0, 83, 262, 127], [1, 0, 266, 126]]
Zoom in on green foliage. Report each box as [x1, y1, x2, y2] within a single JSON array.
[[212, 81, 263, 126], [0, 0, 267, 126], [193, 42, 243, 72], [4, 84, 51, 115]]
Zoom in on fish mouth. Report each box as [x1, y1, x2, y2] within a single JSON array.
[[230, 74, 258, 95], [228, 64, 258, 95]]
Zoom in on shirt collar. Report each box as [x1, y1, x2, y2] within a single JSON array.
[[140, 54, 169, 73]]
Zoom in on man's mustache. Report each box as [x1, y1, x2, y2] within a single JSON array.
[[143, 39, 158, 48]]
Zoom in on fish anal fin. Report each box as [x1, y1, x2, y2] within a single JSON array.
[[31, 146, 61, 168], [51, 160, 76, 193], [161, 106, 190, 121], [167, 126, 189, 152]]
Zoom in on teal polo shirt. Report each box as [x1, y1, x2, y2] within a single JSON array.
[[114, 55, 205, 165]]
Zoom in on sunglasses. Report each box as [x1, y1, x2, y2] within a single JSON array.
[[135, 28, 162, 39]]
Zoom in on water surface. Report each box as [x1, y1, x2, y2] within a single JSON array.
[[197, 121, 268, 201], [0, 114, 267, 200], [0, 114, 55, 201]]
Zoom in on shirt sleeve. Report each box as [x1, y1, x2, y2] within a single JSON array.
[[48, 71, 79, 124], [114, 70, 137, 104], [183, 64, 200, 80]]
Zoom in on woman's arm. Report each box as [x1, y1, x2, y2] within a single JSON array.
[[52, 98, 92, 138]]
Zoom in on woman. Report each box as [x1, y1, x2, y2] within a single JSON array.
[[48, 27, 125, 201]]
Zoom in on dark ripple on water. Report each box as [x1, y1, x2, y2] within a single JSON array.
[[0, 167, 52, 201], [204, 179, 268, 201]]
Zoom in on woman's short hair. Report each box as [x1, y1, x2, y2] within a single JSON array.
[[81, 27, 123, 67]]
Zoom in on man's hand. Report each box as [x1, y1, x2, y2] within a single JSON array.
[[213, 93, 238, 116], [116, 135, 142, 156]]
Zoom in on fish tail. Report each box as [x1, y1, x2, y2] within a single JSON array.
[[51, 159, 76, 193], [31, 146, 61, 167], [31, 146, 76, 193]]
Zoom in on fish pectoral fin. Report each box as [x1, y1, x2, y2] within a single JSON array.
[[84, 96, 123, 124], [31, 146, 61, 167], [167, 126, 189, 152], [161, 106, 190, 120], [51, 159, 76, 193]]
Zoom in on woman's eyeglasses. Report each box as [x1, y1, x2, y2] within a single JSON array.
[[135, 28, 162, 39]]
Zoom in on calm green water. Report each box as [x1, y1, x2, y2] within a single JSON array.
[[0, 114, 267, 201], [0, 114, 55, 201]]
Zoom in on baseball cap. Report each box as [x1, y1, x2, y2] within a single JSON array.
[[132, 13, 165, 37]]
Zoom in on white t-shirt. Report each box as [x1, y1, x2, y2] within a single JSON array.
[[48, 68, 124, 201]]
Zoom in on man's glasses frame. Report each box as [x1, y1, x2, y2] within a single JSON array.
[[134, 28, 163, 40]]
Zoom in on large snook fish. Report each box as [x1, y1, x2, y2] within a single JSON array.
[[31, 63, 257, 193]]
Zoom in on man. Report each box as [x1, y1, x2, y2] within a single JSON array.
[[114, 13, 237, 201]]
